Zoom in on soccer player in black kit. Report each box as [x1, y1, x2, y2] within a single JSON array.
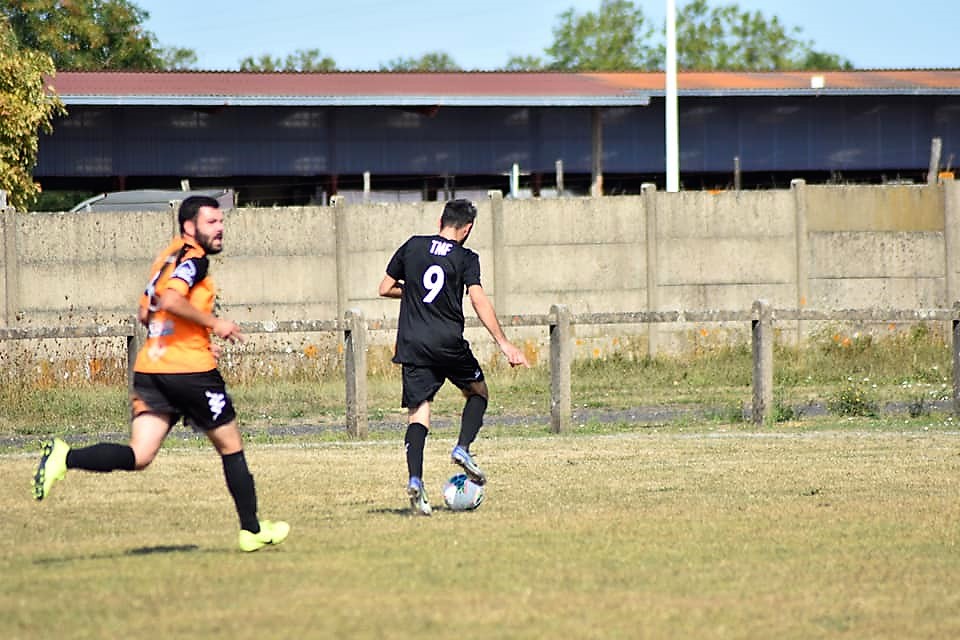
[[379, 199, 529, 515]]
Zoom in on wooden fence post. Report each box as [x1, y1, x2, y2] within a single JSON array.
[[550, 304, 572, 433], [344, 308, 368, 439], [751, 299, 774, 425], [126, 317, 145, 392]]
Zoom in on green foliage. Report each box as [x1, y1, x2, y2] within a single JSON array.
[[239, 48, 337, 72], [545, 0, 658, 71], [673, 0, 852, 71], [31, 189, 95, 211], [503, 54, 546, 71], [0, 18, 65, 211], [518, 0, 852, 71], [160, 46, 197, 70], [828, 377, 879, 417], [773, 394, 803, 422], [2, 0, 194, 70], [379, 51, 461, 72]]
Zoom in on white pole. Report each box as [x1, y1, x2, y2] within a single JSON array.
[[511, 163, 520, 198], [665, 0, 679, 192]]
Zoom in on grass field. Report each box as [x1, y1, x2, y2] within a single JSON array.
[[4, 421, 960, 639]]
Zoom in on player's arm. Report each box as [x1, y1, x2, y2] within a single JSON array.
[[467, 284, 529, 368], [157, 287, 245, 343], [378, 274, 404, 299]]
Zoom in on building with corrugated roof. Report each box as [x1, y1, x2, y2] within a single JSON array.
[[37, 70, 960, 205]]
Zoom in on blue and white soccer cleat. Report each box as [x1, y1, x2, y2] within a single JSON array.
[[451, 445, 486, 486], [407, 476, 432, 516]]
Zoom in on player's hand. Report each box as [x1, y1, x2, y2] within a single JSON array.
[[210, 342, 223, 362], [500, 341, 530, 368], [212, 318, 246, 343]]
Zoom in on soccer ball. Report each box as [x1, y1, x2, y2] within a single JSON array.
[[442, 473, 484, 511]]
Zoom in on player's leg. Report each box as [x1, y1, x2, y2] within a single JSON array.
[[205, 419, 288, 551], [405, 401, 432, 515], [448, 355, 489, 485], [401, 364, 444, 515], [457, 380, 489, 454], [183, 370, 288, 551], [32, 407, 167, 501]]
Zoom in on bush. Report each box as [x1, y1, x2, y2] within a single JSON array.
[[828, 377, 879, 417]]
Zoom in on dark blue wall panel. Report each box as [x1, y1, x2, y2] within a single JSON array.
[[35, 97, 960, 178]]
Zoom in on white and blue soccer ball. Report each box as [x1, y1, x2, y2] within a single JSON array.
[[442, 473, 485, 511]]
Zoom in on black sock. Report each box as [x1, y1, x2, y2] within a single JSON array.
[[458, 395, 487, 450], [66, 443, 136, 472], [404, 422, 428, 479], [222, 451, 259, 533]]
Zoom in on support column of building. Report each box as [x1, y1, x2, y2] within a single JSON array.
[[590, 107, 603, 197]]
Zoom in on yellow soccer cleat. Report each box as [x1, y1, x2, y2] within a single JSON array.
[[238, 520, 290, 552], [33, 438, 69, 501]]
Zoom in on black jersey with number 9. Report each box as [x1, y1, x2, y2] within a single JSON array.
[[386, 234, 482, 365]]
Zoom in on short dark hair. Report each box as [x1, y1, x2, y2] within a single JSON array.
[[178, 195, 220, 233], [440, 199, 477, 229]]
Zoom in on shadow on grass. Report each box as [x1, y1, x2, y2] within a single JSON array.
[[368, 506, 420, 517], [34, 544, 209, 565], [127, 544, 200, 555], [368, 506, 484, 517]]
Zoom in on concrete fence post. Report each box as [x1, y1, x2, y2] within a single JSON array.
[[549, 304, 572, 433], [333, 196, 349, 331], [642, 183, 659, 357], [751, 299, 774, 425], [791, 179, 809, 345], [2, 208, 19, 326], [952, 302, 960, 416], [344, 308, 368, 439], [488, 190, 507, 316]]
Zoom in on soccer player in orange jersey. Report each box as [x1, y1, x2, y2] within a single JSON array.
[[33, 196, 288, 552]]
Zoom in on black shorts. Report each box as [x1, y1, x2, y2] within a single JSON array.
[[132, 370, 237, 432], [401, 354, 485, 409]]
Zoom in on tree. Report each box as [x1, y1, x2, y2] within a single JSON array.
[[0, 18, 65, 210], [161, 46, 198, 71], [239, 49, 337, 72], [510, 0, 851, 72], [379, 51, 461, 72], [503, 55, 545, 71], [672, 0, 852, 71], [544, 0, 659, 71], [2, 0, 197, 70]]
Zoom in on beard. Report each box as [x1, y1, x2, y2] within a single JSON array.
[[196, 229, 223, 254]]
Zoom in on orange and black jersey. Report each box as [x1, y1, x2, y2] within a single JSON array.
[[134, 237, 217, 374]]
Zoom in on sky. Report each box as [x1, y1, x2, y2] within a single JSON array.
[[136, 0, 957, 71]]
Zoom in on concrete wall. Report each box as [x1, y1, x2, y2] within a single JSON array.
[[2, 182, 958, 362]]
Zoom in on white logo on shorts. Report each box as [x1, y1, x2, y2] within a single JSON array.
[[206, 391, 226, 420]]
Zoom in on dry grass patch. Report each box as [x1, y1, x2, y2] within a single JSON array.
[[3, 427, 960, 638]]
